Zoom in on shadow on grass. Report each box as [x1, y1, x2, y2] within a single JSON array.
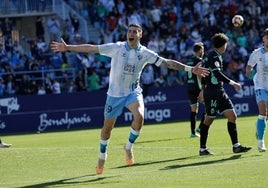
[[136, 138, 178, 144], [115, 155, 199, 169], [160, 154, 242, 170], [18, 174, 118, 188], [115, 153, 255, 170]]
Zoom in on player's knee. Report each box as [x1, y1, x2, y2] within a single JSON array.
[[134, 113, 144, 123]]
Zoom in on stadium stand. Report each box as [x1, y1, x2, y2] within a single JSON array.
[[0, 0, 268, 97]]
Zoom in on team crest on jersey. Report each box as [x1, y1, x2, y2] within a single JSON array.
[[214, 61, 220, 67], [137, 54, 142, 60]]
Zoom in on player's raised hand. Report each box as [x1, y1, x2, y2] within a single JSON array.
[[192, 62, 209, 77], [50, 38, 67, 52], [233, 82, 242, 91]]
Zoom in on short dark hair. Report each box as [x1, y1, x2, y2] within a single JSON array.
[[263, 28, 268, 36], [128, 23, 142, 32], [211, 33, 229, 48], [193, 42, 204, 52]]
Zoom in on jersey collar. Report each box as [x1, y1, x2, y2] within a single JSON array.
[[125, 42, 141, 52], [261, 46, 267, 53], [214, 49, 222, 56]]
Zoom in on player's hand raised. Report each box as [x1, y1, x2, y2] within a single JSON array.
[[192, 62, 210, 77], [50, 38, 67, 52]]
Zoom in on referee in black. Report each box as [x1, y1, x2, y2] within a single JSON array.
[[186, 42, 205, 138], [199, 33, 252, 155]]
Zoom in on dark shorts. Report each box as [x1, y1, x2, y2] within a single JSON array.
[[188, 88, 201, 105], [203, 86, 233, 118]]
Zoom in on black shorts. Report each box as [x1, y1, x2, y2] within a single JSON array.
[[188, 88, 201, 105], [203, 86, 233, 117]]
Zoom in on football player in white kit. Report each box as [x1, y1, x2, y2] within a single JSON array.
[[51, 23, 209, 174], [246, 28, 268, 152]]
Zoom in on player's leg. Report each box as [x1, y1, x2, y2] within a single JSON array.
[[255, 89, 268, 152], [196, 111, 205, 133], [188, 90, 200, 137], [96, 118, 116, 174], [256, 100, 267, 152], [199, 88, 215, 155], [125, 92, 144, 165], [190, 104, 199, 137], [199, 115, 214, 155], [223, 109, 238, 144], [223, 109, 252, 153], [0, 138, 12, 148], [96, 95, 125, 174]]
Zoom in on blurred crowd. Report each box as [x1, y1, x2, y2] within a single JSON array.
[[0, 0, 268, 97]]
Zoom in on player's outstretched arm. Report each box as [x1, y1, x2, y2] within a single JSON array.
[[50, 38, 99, 54], [162, 59, 209, 77]]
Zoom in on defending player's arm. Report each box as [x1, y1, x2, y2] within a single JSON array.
[[161, 59, 209, 77], [50, 38, 99, 54], [213, 69, 242, 90]]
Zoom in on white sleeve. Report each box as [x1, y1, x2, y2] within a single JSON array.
[[247, 49, 258, 67]]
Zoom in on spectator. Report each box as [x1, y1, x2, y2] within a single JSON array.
[[51, 79, 61, 94], [141, 64, 154, 97], [13, 40, 25, 55], [47, 14, 61, 42], [0, 77, 6, 96], [157, 36, 166, 54], [166, 70, 184, 86], [6, 74, 16, 96], [117, 11, 128, 31], [100, 70, 109, 90], [28, 80, 39, 94], [17, 74, 31, 95], [37, 85, 46, 95], [10, 51, 25, 72], [105, 10, 118, 32], [150, 5, 162, 29], [165, 34, 178, 56], [67, 80, 76, 93], [75, 70, 87, 91], [87, 70, 100, 91], [50, 52, 63, 69], [147, 35, 159, 53], [63, 18, 74, 43], [116, 0, 126, 15], [37, 0, 46, 11], [0, 43, 9, 66], [154, 74, 166, 87], [36, 37, 47, 53], [100, 28, 117, 43], [44, 73, 53, 94], [69, 12, 80, 33], [35, 16, 45, 40]]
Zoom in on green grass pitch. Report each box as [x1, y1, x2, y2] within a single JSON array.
[[0, 115, 267, 188]]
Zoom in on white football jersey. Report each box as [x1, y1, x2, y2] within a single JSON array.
[[98, 41, 164, 97], [247, 47, 268, 90]]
